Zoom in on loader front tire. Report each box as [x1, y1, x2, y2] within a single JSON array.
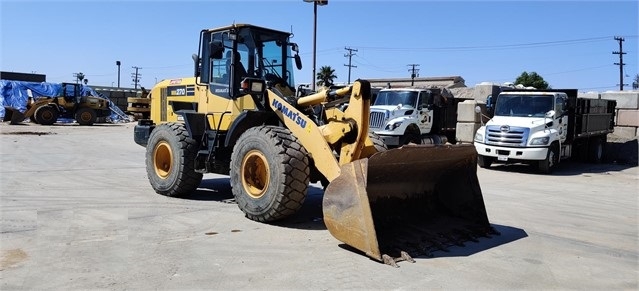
[[35, 106, 58, 125], [146, 122, 203, 197], [369, 132, 388, 153], [231, 126, 310, 222]]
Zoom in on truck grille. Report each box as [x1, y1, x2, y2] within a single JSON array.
[[369, 111, 386, 129], [486, 125, 529, 147]]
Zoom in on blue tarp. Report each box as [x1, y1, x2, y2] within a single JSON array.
[[0, 80, 129, 123]]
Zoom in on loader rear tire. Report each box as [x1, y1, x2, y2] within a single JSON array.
[[75, 108, 97, 126], [146, 122, 203, 197], [230, 126, 310, 222], [35, 106, 58, 125]]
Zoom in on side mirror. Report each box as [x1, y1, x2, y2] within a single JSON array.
[[191, 54, 200, 77], [545, 110, 556, 118], [209, 41, 224, 59], [294, 54, 302, 70]]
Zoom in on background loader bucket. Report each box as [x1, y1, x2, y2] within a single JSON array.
[[323, 144, 495, 266]]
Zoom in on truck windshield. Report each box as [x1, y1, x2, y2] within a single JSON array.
[[373, 91, 418, 108], [494, 95, 553, 117]]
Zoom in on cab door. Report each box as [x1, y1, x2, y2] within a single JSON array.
[[417, 91, 433, 133], [556, 95, 568, 143]]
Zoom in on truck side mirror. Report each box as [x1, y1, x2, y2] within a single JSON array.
[[545, 110, 556, 118]]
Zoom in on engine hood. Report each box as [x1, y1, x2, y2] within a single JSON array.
[[488, 116, 550, 130], [370, 105, 415, 117]]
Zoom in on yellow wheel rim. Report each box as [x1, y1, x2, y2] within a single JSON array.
[[241, 150, 270, 199], [42, 110, 53, 120], [153, 141, 172, 179], [79, 111, 91, 122]]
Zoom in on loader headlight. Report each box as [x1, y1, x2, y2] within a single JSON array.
[[530, 136, 550, 145], [240, 78, 266, 94], [385, 121, 402, 131], [474, 132, 484, 143]]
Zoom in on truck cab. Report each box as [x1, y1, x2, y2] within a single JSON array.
[[369, 87, 457, 147]]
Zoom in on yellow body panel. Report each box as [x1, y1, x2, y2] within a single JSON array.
[[149, 77, 256, 130]]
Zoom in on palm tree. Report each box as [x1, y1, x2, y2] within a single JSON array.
[[76, 72, 85, 84], [316, 66, 337, 87]]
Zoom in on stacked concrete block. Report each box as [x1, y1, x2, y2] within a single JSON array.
[[601, 91, 639, 139], [472, 82, 502, 104], [577, 92, 601, 99], [456, 100, 488, 143]]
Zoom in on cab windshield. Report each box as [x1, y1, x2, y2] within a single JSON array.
[[494, 95, 553, 117], [373, 91, 418, 108]]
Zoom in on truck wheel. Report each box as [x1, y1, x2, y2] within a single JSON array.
[[145, 122, 203, 197], [400, 126, 422, 145], [35, 106, 58, 125], [588, 137, 605, 163], [230, 126, 310, 222], [477, 155, 494, 168], [538, 144, 559, 174], [75, 108, 97, 126]]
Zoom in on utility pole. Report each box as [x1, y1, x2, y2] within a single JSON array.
[[344, 47, 358, 84], [613, 36, 627, 91], [131, 66, 142, 90], [407, 64, 420, 86]]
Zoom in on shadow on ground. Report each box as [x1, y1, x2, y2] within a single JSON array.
[[186, 177, 327, 230], [338, 224, 528, 266], [487, 159, 636, 176]]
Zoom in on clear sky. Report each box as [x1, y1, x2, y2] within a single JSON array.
[[1, 0, 637, 92]]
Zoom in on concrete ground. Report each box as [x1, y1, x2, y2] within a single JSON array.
[[1, 122, 637, 290]]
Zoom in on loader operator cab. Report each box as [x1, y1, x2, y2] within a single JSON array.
[[195, 24, 302, 100]]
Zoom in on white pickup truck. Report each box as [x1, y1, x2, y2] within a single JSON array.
[[473, 89, 616, 173]]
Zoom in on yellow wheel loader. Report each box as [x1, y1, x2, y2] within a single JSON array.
[[23, 83, 111, 126], [134, 23, 497, 267]]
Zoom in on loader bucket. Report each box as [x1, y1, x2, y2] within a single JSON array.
[[322, 144, 495, 266]]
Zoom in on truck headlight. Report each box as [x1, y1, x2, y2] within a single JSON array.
[[474, 132, 484, 143], [530, 136, 550, 145], [385, 121, 402, 131]]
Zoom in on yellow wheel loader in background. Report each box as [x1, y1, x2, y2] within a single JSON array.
[[134, 23, 497, 267]]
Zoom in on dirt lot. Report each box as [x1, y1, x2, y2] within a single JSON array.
[[1, 122, 637, 290]]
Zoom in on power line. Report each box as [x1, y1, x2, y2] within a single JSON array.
[[344, 47, 358, 84], [354, 35, 638, 52]]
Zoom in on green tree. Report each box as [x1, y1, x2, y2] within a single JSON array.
[[633, 73, 639, 90], [316, 65, 337, 87], [515, 71, 549, 89]]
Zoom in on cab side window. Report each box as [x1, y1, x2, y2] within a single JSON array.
[[555, 95, 567, 116]]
